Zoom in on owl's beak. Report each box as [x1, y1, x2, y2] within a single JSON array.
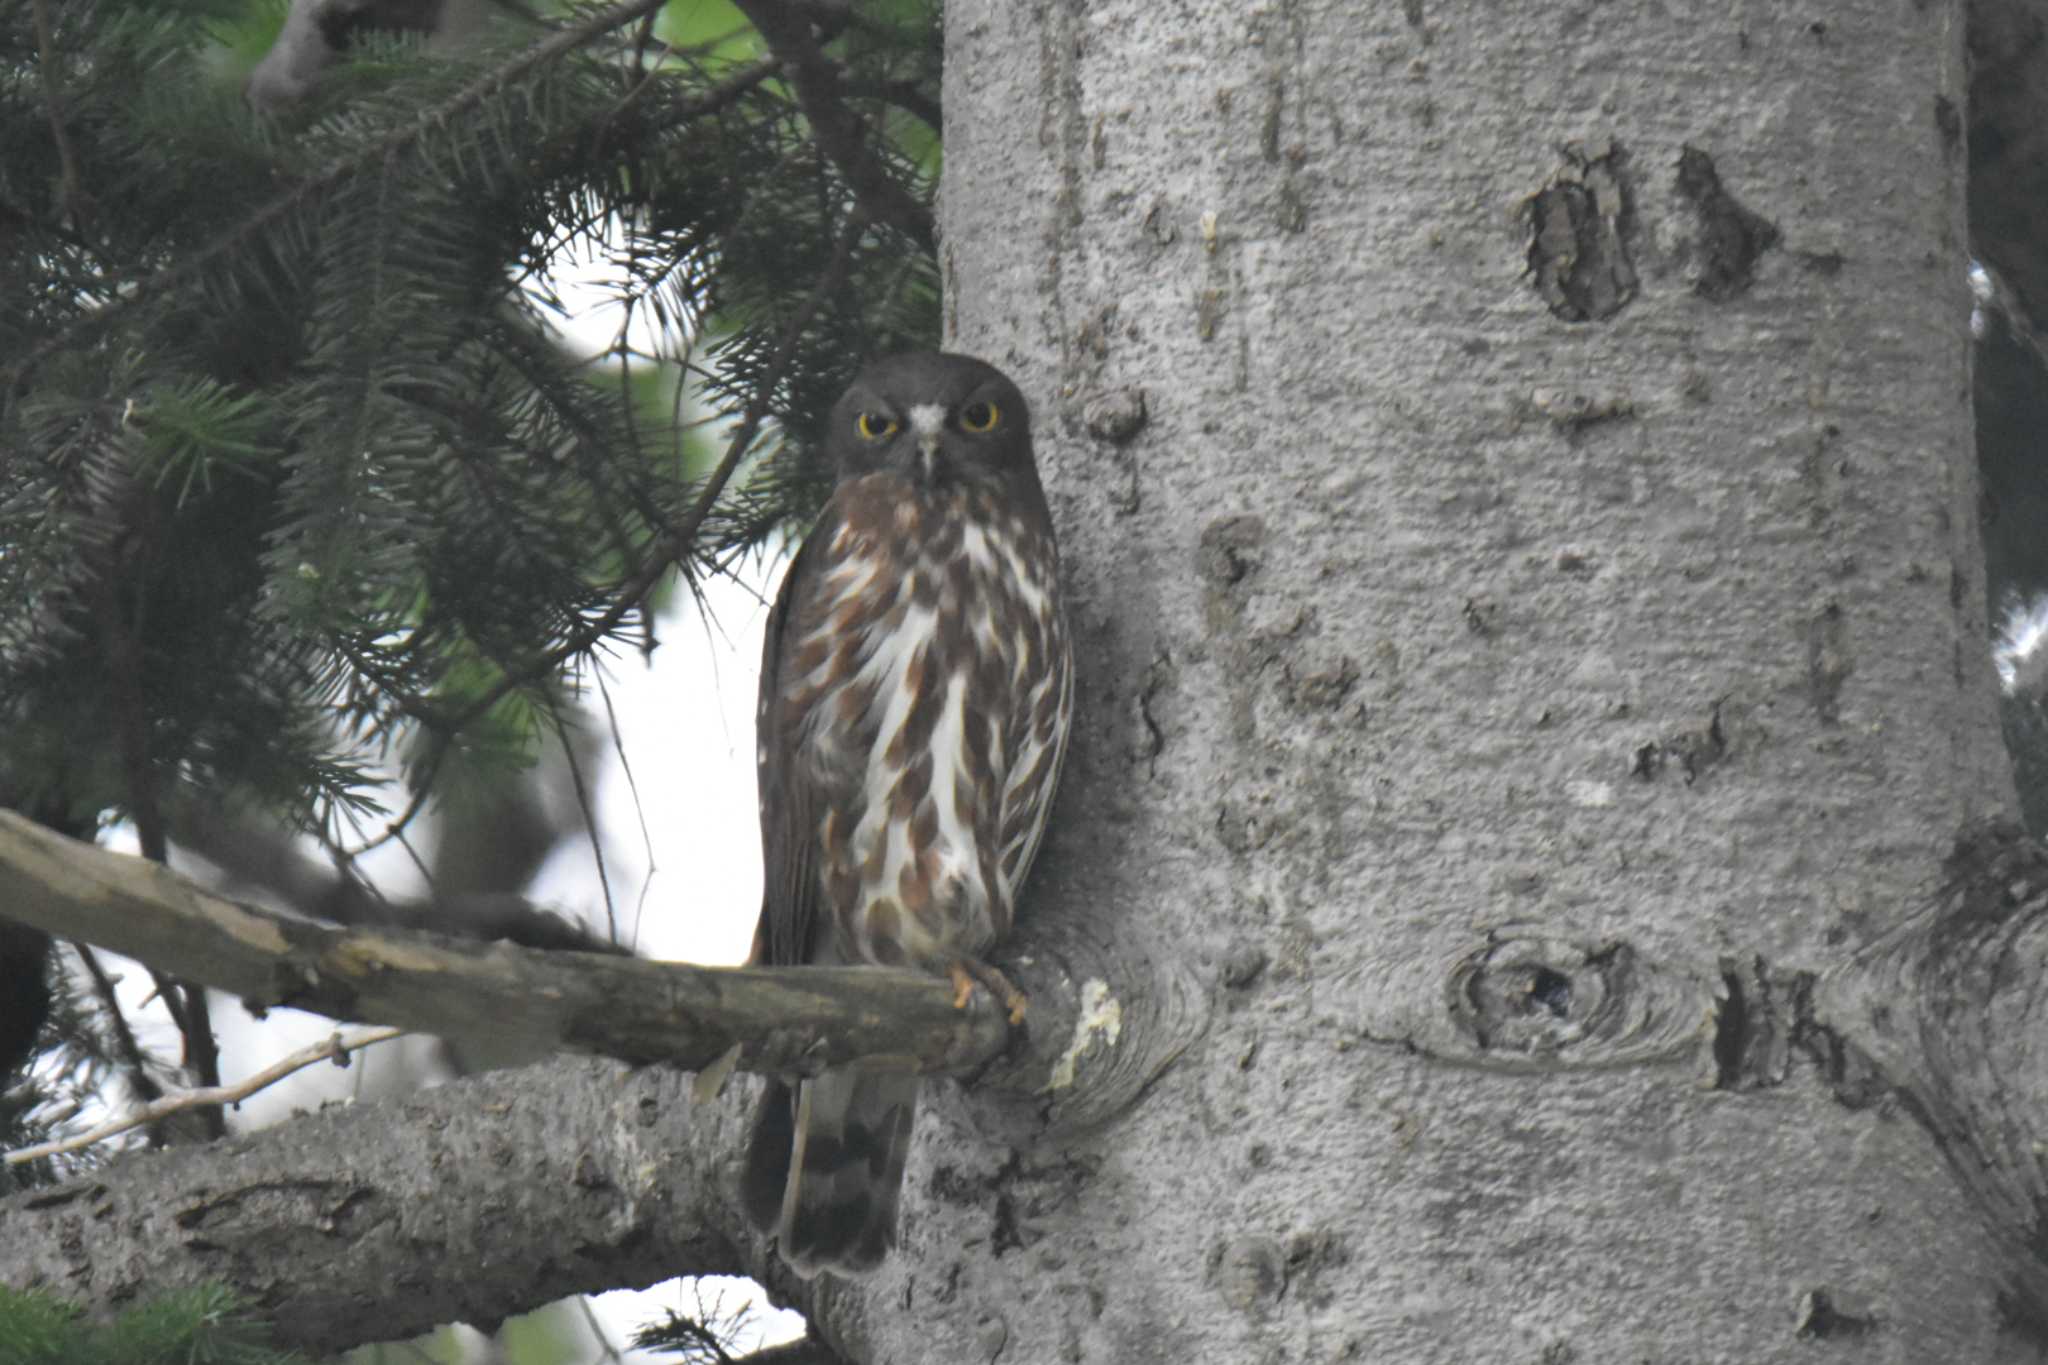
[[908, 404, 946, 481]]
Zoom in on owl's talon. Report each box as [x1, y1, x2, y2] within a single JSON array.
[[948, 962, 976, 1011], [950, 957, 1028, 1026]]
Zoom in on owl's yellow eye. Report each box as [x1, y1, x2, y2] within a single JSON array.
[[855, 412, 899, 441], [960, 400, 1000, 433]]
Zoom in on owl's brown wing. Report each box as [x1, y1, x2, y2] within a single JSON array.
[[751, 501, 845, 969], [744, 496, 918, 1273], [741, 506, 836, 1243]]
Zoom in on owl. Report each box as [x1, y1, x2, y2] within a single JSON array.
[[741, 352, 1074, 1276]]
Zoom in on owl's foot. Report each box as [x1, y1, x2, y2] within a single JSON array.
[[948, 958, 1028, 1026]]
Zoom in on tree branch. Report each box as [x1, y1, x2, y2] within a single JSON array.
[[6, 0, 674, 400], [731, 0, 935, 252], [372, 206, 873, 802], [0, 809, 1012, 1080], [5, 1026, 405, 1166], [94, 564, 226, 1132], [0, 1057, 758, 1353], [838, 77, 940, 134], [0, 804, 1183, 1143], [29, 0, 87, 225], [71, 942, 168, 1109]]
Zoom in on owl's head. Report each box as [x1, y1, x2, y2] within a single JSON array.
[[825, 351, 1037, 492]]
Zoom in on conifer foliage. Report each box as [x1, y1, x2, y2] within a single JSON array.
[[0, 0, 940, 1131]]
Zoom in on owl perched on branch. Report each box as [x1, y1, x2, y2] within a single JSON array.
[[741, 352, 1074, 1277]]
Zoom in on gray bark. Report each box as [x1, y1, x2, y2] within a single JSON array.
[[770, 0, 2032, 1361], [15, 1, 2048, 1360], [4, 1059, 745, 1349]]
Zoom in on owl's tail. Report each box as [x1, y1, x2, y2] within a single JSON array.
[[740, 1070, 918, 1277]]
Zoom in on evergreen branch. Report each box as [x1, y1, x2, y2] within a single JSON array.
[[338, 747, 443, 858], [732, 0, 935, 253], [609, 29, 780, 132], [5, 1026, 405, 1166], [638, 52, 782, 135], [411, 210, 869, 743], [4, 0, 674, 401]]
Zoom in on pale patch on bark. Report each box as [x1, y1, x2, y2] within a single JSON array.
[[1045, 978, 1121, 1092]]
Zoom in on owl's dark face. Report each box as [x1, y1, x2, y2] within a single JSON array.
[[825, 352, 1035, 492]]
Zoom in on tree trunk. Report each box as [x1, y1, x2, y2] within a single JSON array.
[[781, 1, 2034, 1360], [12, 3, 2048, 1360]]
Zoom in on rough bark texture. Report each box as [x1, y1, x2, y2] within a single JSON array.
[[14, 2, 2048, 1358], [751, 2, 2033, 1361], [0, 810, 1013, 1080], [1, 1059, 744, 1350]]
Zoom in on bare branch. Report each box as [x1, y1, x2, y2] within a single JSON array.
[[5, 1026, 405, 1166], [0, 809, 1014, 1081]]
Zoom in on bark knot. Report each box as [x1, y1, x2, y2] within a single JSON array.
[[1525, 142, 1637, 322], [1674, 145, 1780, 302]]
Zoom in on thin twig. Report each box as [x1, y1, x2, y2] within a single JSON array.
[[392, 826, 436, 889], [574, 1295, 630, 1363], [4, 1027, 405, 1165], [731, 0, 933, 251], [70, 944, 165, 1108], [641, 53, 781, 135], [547, 696, 618, 944], [343, 737, 446, 857], [629, 3, 661, 76], [593, 665, 657, 951]]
